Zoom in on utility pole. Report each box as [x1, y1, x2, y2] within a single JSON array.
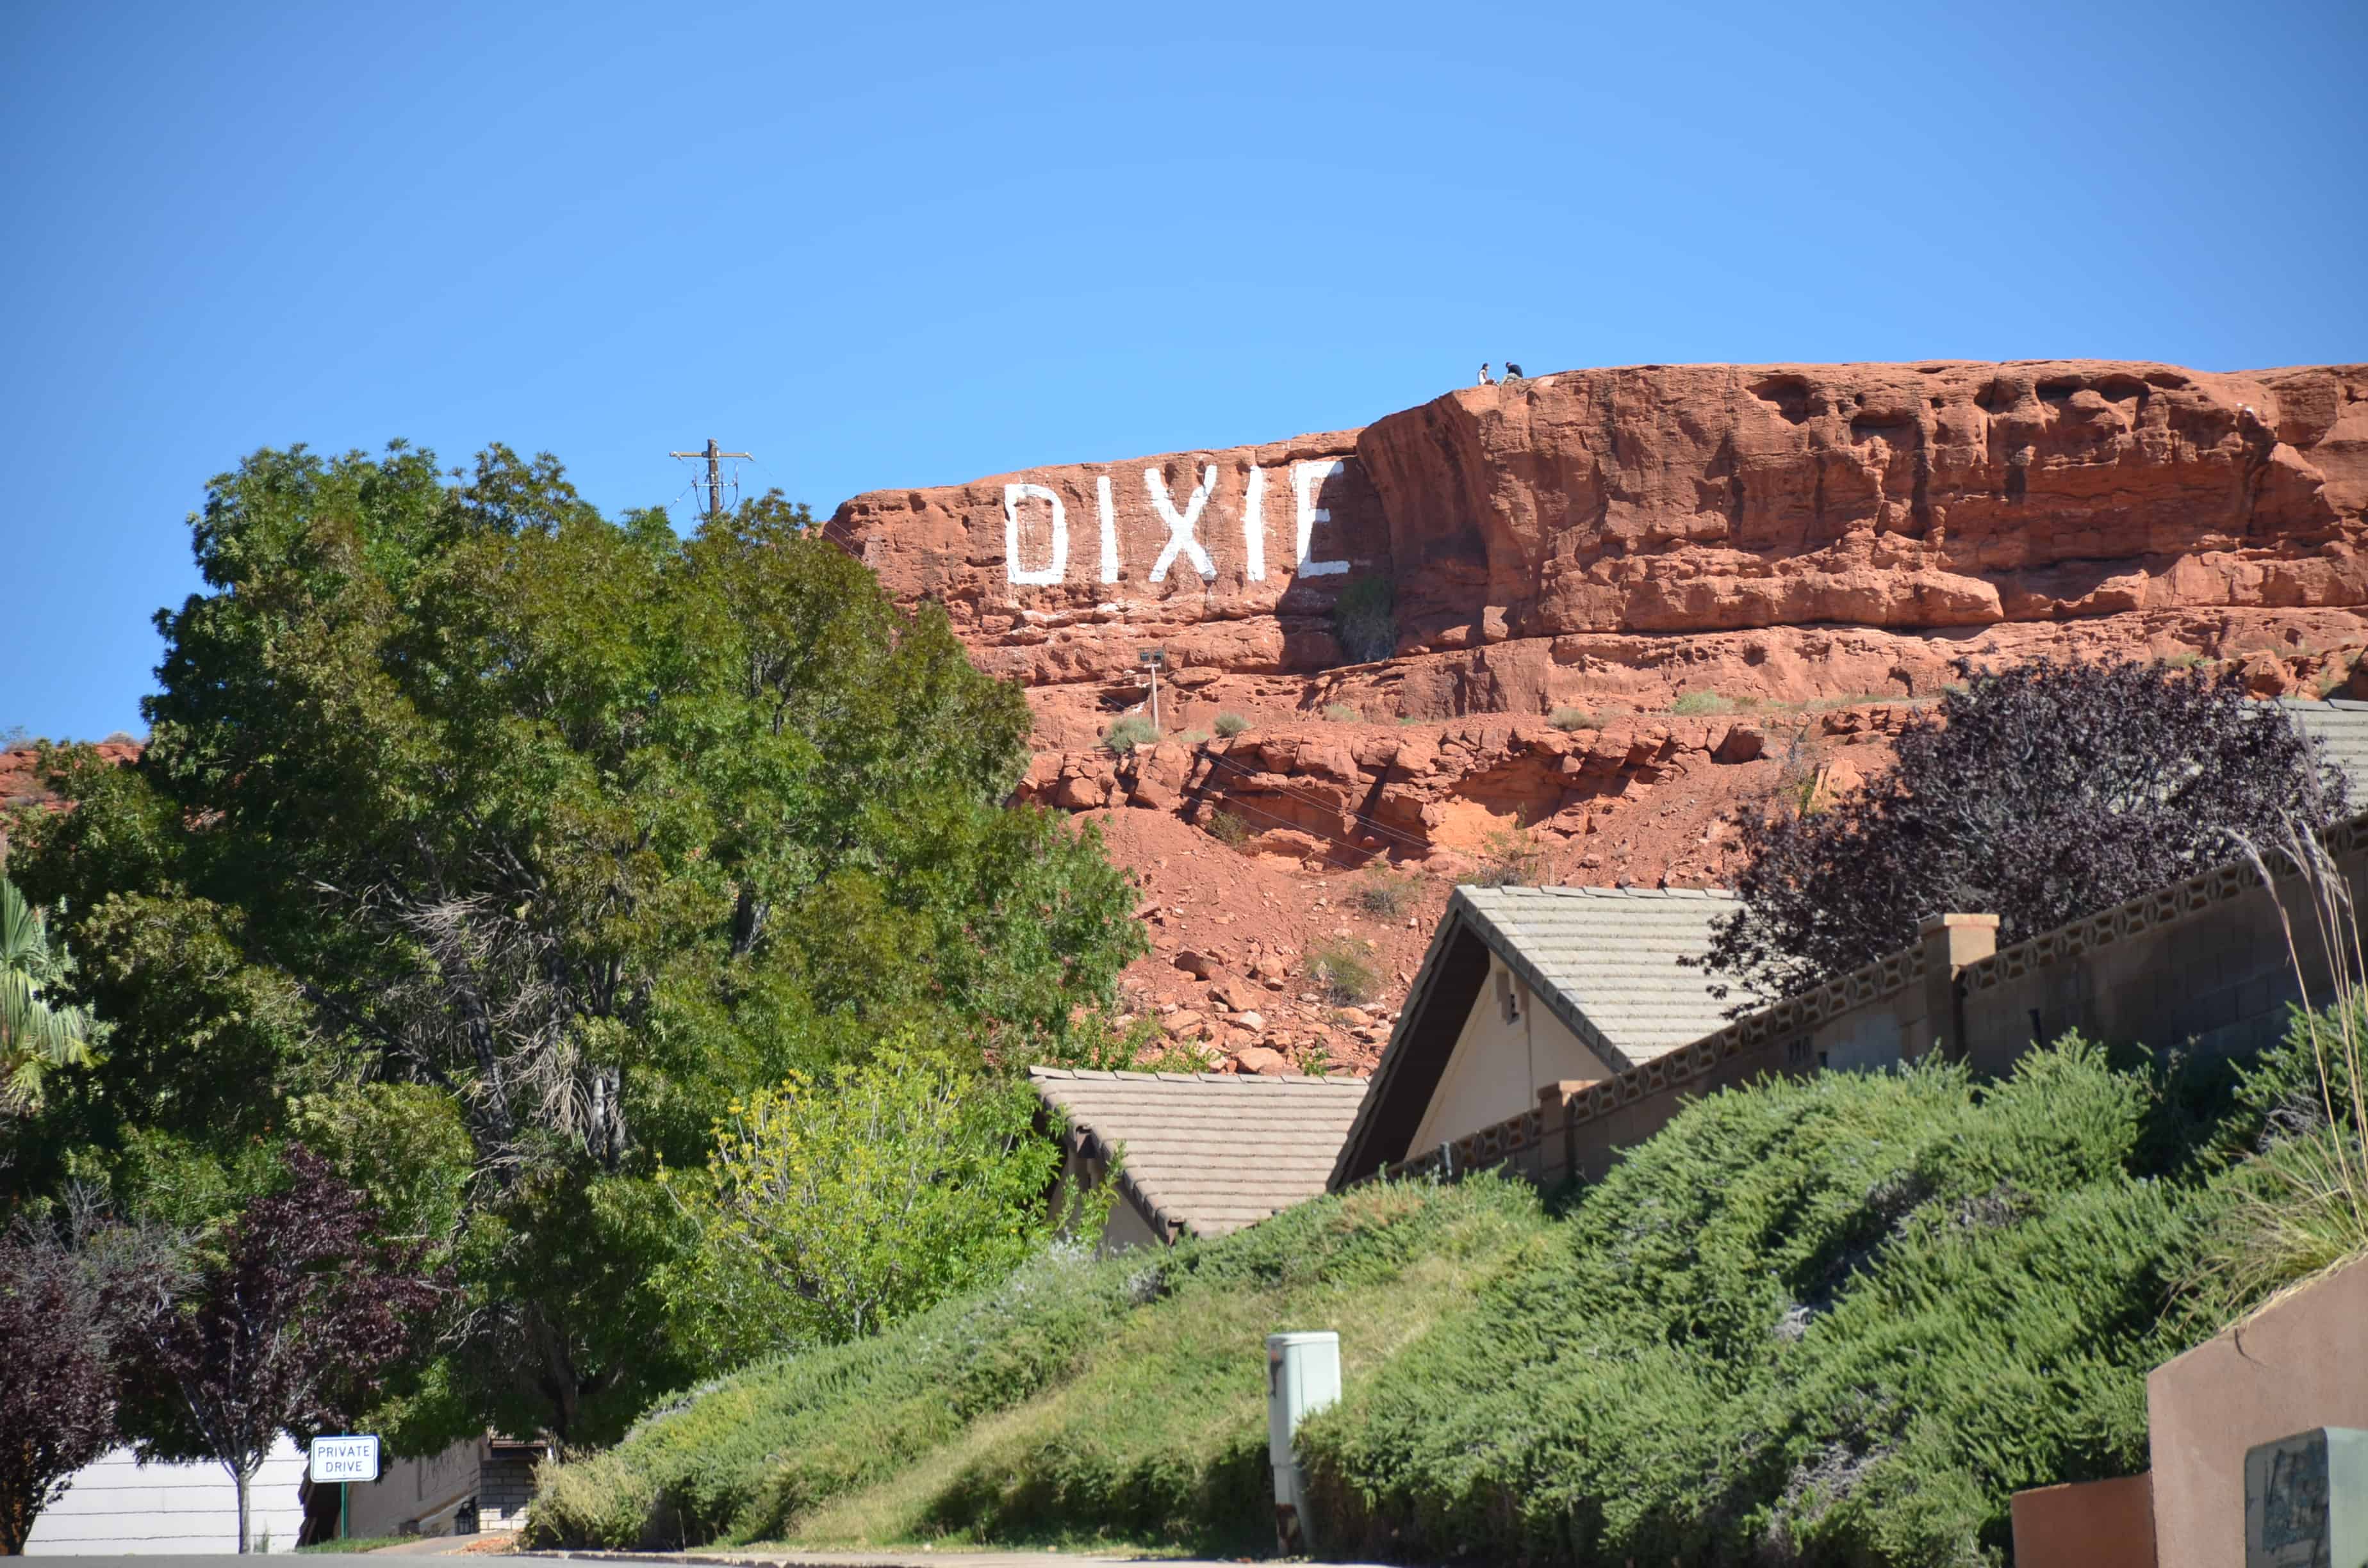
[[669, 437, 753, 519]]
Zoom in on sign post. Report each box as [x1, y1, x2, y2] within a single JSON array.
[[308, 1436, 381, 1541]]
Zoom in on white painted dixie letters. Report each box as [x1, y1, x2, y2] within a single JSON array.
[[1003, 482, 1067, 585], [1096, 474, 1120, 584], [1001, 461, 1351, 587], [1146, 464, 1218, 584], [1241, 465, 1268, 582], [1292, 459, 1349, 577]]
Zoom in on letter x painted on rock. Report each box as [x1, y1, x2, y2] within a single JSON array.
[[1146, 465, 1218, 583]]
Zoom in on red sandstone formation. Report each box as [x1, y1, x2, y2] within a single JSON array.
[[830, 360, 2368, 1068], [829, 361, 2368, 746]]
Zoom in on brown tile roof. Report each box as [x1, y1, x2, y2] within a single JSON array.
[[1029, 1067, 1370, 1242]]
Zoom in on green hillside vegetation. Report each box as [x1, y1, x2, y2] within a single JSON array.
[[527, 1175, 1550, 1553], [529, 1026, 2359, 1563]]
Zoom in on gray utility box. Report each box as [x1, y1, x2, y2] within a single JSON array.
[[2247, 1426, 2368, 1567], [1266, 1331, 1342, 1554]]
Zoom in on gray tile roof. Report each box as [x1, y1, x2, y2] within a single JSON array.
[[1030, 1068, 1370, 1241], [1454, 885, 1743, 1065], [2283, 698, 2368, 798], [1328, 883, 1741, 1188]]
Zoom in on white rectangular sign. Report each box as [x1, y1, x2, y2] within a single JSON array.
[[308, 1435, 381, 1484]]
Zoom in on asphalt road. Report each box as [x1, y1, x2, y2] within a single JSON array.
[[19, 1558, 1302, 1568]]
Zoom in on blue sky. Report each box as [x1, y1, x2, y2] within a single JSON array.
[[4, 1, 2363, 740]]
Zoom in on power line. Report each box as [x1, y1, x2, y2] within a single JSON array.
[[668, 437, 753, 519]]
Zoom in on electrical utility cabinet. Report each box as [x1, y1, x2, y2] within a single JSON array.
[[1266, 1330, 1342, 1553], [2247, 1426, 2368, 1567]]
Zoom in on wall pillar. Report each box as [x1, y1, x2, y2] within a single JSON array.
[[1538, 1079, 1601, 1186], [1920, 913, 2000, 1062]]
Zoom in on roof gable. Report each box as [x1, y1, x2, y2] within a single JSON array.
[[1329, 885, 1739, 1187], [1030, 1068, 1370, 1241]]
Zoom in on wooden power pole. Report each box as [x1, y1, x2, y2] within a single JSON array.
[[669, 437, 753, 519]]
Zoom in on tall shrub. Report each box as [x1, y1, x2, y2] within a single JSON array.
[[1702, 658, 2346, 1006], [1331, 577, 1397, 664], [0, 1208, 171, 1555], [657, 1049, 1066, 1364]]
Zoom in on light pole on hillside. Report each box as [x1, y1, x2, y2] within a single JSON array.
[[1140, 647, 1167, 731]]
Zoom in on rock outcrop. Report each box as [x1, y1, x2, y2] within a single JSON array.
[[826, 361, 2368, 739], [1021, 705, 1913, 872], [828, 360, 2368, 1067]]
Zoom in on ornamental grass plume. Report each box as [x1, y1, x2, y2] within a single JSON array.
[[2202, 824, 2368, 1318]]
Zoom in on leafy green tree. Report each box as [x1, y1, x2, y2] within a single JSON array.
[[0, 878, 98, 1114], [657, 1045, 1071, 1365], [8, 441, 1143, 1443]]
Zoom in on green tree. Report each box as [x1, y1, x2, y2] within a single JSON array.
[[8, 441, 1143, 1444], [0, 878, 99, 1114], [657, 1045, 1073, 1366]]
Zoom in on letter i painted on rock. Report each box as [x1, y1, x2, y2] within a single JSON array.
[[1294, 460, 1350, 576], [1003, 482, 1067, 585], [1096, 475, 1121, 583], [1242, 467, 1267, 582], [1146, 464, 1218, 584]]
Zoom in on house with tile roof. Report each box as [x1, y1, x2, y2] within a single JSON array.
[[1327, 885, 1739, 1189], [1029, 1067, 1370, 1251]]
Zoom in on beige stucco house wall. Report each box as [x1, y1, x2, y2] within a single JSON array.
[[1331, 886, 1741, 1189], [1408, 951, 1612, 1154]]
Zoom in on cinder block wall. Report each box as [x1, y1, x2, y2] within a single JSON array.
[[1400, 817, 2368, 1191], [476, 1450, 541, 1529], [1959, 833, 2368, 1077]]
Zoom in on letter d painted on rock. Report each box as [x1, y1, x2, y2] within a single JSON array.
[[1003, 483, 1067, 585]]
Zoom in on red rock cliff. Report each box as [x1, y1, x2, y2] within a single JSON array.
[[826, 361, 2368, 733]]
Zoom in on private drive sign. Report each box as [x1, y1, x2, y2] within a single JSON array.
[[307, 1435, 381, 1483]]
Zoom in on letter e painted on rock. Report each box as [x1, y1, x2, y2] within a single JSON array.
[[1004, 483, 1067, 585], [1294, 461, 1349, 577]]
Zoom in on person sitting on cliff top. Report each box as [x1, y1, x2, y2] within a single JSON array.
[[1504, 361, 1525, 380], [1477, 363, 1495, 386]]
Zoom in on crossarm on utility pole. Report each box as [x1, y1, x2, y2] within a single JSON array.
[[668, 437, 754, 519]]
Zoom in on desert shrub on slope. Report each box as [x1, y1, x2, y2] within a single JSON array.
[[525, 1177, 1547, 1553], [531, 1025, 2359, 1564], [1298, 1040, 2233, 1565]]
